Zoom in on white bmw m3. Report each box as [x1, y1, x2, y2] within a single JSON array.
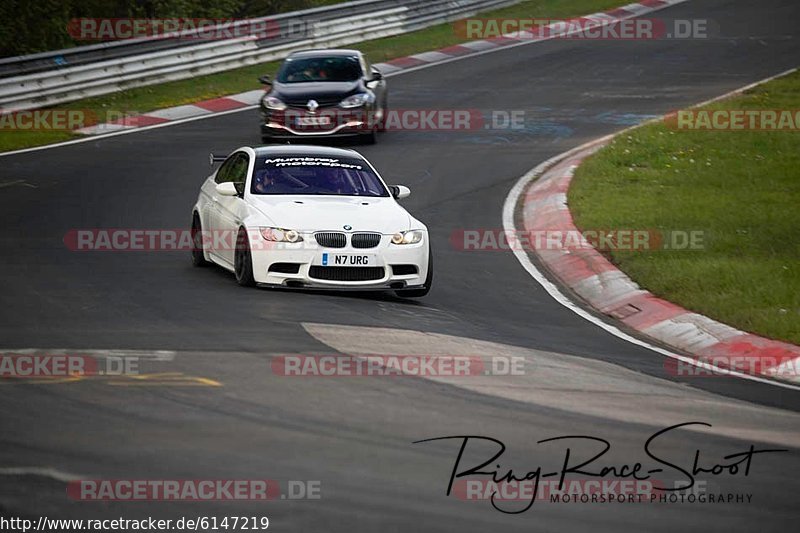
[[191, 145, 432, 297]]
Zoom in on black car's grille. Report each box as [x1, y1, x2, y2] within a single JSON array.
[[314, 232, 346, 248], [285, 97, 341, 108], [309, 266, 385, 282], [351, 233, 382, 249]]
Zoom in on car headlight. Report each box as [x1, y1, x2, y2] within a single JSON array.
[[260, 227, 303, 243], [339, 93, 373, 109], [391, 230, 424, 245], [262, 96, 287, 111]]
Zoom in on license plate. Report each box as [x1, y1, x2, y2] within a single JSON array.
[[296, 116, 332, 126], [317, 253, 376, 267]]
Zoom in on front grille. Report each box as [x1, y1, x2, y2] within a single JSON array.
[[286, 98, 341, 108], [314, 232, 346, 248], [391, 265, 418, 276], [309, 266, 385, 282], [351, 233, 382, 249]]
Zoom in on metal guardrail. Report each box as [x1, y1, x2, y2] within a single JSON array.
[[0, 0, 400, 78], [0, 0, 519, 112]]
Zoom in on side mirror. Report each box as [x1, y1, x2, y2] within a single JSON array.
[[258, 74, 271, 85], [216, 182, 239, 196], [390, 185, 411, 200], [370, 67, 383, 81]]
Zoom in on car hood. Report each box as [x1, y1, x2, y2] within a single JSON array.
[[270, 80, 363, 106], [248, 195, 412, 234]]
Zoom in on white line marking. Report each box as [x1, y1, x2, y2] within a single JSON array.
[[763, 357, 800, 384], [224, 90, 265, 105], [0, 105, 258, 157], [0, 0, 692, 158], [0, 179, 36, 189], [0, 349, 176, 361], [457, 40, 499, 51], [409, 51, 453, 63], [585, 13, 616, 22], [502, 70, 800, 392], [0, 467, 81, 482], [147, 104, 212, 121], [75, 123, 135, 135]]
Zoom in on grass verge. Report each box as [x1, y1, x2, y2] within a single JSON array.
[[570, 70, 800, 345], [0, 0, 626, 152]]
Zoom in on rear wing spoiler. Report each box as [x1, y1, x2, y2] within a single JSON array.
[[209, 153, 227, 166]]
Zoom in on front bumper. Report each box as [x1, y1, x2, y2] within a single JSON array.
[[261, 120, 367, 139], [260, 107, 377, 140], [249, 233, 429, 290]]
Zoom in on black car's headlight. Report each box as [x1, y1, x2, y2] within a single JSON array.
[[262, 96, 287, 111], [339, 93, 373, 109]]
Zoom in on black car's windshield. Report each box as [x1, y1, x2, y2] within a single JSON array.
[[276, 56, 362, 83], [251, 156, 389, 197]]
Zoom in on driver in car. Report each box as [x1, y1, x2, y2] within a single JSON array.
[[317, 166, 347, 195], [287, 61, 326, 82], [253, 169, 277, 194]]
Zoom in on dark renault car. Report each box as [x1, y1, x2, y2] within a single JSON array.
[[258, 49, 388, 144]]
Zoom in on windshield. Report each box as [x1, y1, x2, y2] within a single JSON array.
[[251, 157, 389, 197], [276, 56, 363, 83]]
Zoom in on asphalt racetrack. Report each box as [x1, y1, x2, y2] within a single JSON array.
[[1, 0, 799, 531]]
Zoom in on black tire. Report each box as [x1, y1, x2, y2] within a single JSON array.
[[360, 130, 377, 145], [360, 123, 378, 145], [234, 227, 256, 287], [396, 246, 432, 298], [191, 213, 210, 267]]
